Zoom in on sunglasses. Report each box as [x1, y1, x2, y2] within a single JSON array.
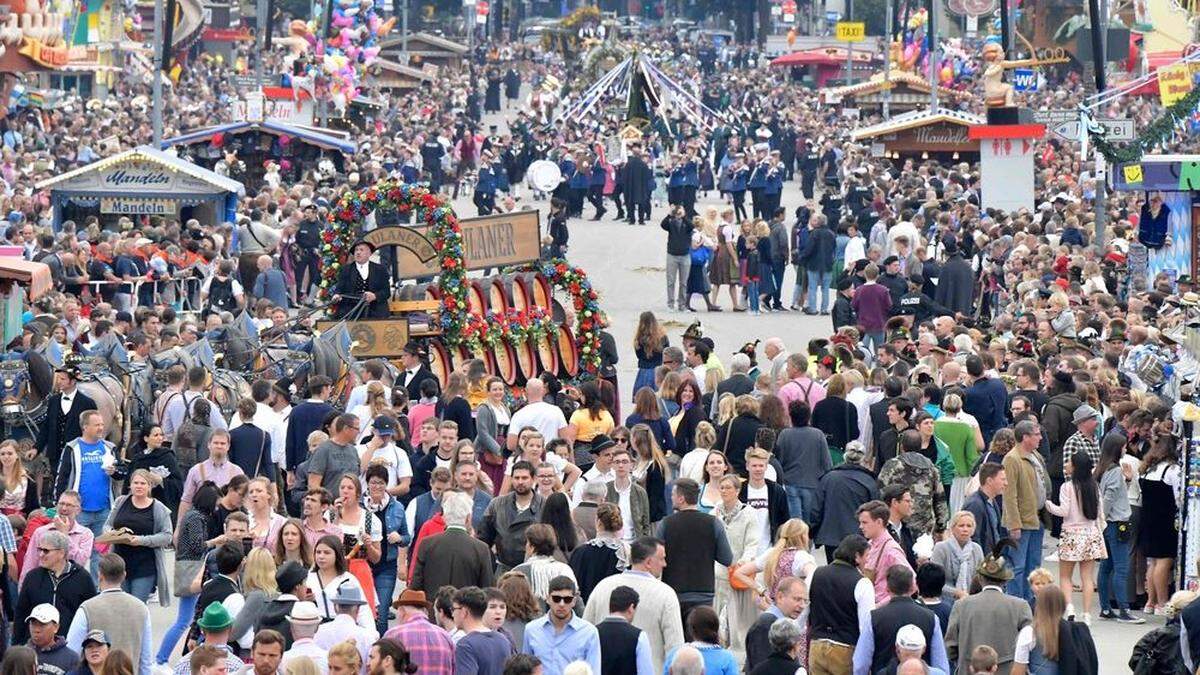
[[549, 595, 575, 605], [37, 548, 57, 555], [614, 437, 629, 443]]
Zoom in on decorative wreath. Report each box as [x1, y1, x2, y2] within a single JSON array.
[[318, 181, 603, 375]]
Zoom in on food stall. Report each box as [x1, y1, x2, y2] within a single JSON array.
[[35, 145, 245, 228], [161, 118, 356, 191], [851, 108, 983, 161]]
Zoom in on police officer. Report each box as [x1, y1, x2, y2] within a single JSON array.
[[800, 140, 820, 200], [420, 135, 445, 193], [894, 273, 953, 324]]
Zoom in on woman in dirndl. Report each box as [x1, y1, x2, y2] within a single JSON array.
[[709, 209, 741, 311], [329, 474, 381, 622], [632, 311, 668, 399]]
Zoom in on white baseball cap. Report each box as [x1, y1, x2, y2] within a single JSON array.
[[896, 624, 926, 651], [28, 603, 60, 625]]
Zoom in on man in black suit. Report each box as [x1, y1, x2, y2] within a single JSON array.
[[622, 144, 653, 225], [597, 585, 654, 675], [745, 576, 807, 671], [710, 352, 755, 417], [398, 341, 438, 403], [332, 240, 391, 319], [36, 365, 97, 474]]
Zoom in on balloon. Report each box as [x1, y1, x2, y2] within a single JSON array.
[[940, 65, 952, 83], [332, 14, 352, 27], [279, 135, 291, 146], [211, 132, 224, 148]]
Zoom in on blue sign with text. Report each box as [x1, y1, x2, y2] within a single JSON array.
[[1012, 68, 1037, 92]]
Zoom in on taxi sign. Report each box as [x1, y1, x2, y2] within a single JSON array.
[[836, 21, 865, 42]]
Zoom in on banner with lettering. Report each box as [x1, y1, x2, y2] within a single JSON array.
[[363, 211, 541, 278]]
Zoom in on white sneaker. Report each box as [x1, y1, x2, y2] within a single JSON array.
[[1066, 603, 1076, 617], [1082, 613, 1092, 626]]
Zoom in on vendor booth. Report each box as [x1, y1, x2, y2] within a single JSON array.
[[378, 32, 468, 70], [35, 146, 245, 229], [769, 46, 876, 87], [1111, 154, 1197, 284], [162, 119, 356, 191], [851, 108, 983, 161], [822, 71, 973, 112]]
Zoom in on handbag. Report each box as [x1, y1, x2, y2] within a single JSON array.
[[174, 552, 208, 597], [1114, 520, 1132, 543]]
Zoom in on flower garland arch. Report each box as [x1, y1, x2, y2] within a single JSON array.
[[316, 181, 602, 375]]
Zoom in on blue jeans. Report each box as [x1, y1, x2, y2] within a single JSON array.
[[863, 331, 885, 356], [76, 508, 110, 579], [747, 280, 760, 312], [806, 269, 830, 313], [784, 484, 818, 525], [156, 593, 198, 664], [1006, 527, 1044, 601], [372, 565, 398, 635], [1099, 522, 1131, 611], [124, 573, 156, 603]]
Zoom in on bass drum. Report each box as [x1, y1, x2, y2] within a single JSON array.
[[427, 341, 453, 390], [527, 159, 564, 193], [556, 325, 580, 378]]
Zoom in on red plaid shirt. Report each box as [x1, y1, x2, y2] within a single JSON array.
[[382, 613, 455, 675]]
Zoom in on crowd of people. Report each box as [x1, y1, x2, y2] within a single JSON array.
[[3, 8, 1200, 675]]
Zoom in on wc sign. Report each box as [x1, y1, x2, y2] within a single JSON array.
[[1012, 68, 1038, 92]]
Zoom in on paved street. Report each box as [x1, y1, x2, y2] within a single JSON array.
[[143, 106, 1154, 669]]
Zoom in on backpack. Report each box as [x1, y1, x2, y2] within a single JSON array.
[[207, 276, 237, 312], [1058, 617, 1099, 675]]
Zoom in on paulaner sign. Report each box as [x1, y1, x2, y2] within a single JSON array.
[[363, 210, 541, 277]]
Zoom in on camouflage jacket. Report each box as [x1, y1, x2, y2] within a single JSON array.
[[878, 452, 948, 535]]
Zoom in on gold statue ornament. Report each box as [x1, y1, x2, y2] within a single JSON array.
[[980, 42, 1070, 107]]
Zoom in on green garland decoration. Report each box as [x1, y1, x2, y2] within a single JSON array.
[[1091, 85, 1200, 164]]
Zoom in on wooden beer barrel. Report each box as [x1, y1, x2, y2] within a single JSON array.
[[530, 273, 553, 310], [398, 283, 440, 301], [449, 344, 472, 372], [490, 342, 519, 385], [513, 339, 538, 384], [535, 332, 560, 376], [497, 273, 532, 314], [487, 277, 510, 315], [556, 324, 579, 377], [427, 340, 453, 389], [467, 279, 488, 315]]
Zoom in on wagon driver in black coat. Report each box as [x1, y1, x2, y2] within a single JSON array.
[[333, 239, 392, 319]]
